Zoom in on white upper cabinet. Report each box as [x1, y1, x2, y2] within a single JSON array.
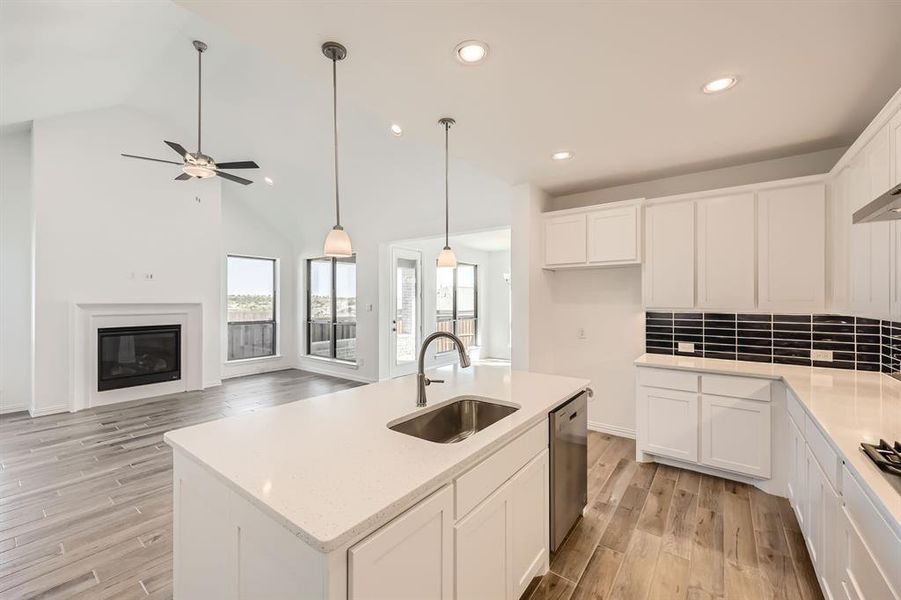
[[543, 200, 642, 269], [543, 213, 586, 267], [890, 111, 901, 320], [850, 124, 892, 319], [586, 204, 641, 265], [757, 183, 826, 312], [643, 201, 695, 308], [696, 193, 756, 310]]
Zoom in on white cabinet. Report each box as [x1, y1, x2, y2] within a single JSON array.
[[806, 447, 841, 600], [850, 125, 892, 319], [349, 484, 455, 600], [700, 394, 772, 479], [837, 508, 898, 600], [455, 449, 549, 600], [638, 386, 699, 463], [787, 415, 807, 532], [544, 213, 586, 266], [758, 183, 826, 312], [455, 483, 511, 600], [890, 111, 901, 320], [643, 201, 695, 308], [586, 204, 641, 265], [510, 450, 549, 599], [696, 193, 756, 309], [543, 201, 642, 269]]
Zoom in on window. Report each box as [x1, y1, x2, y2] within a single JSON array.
[[227, 255, 276, 361], [436, 263, 478, 353], [307, 256, 357, 362]]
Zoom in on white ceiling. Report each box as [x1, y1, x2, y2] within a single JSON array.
[[174, 0, 901, 195]]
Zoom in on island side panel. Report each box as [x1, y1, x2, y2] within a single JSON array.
[[172, 450, 331, 599]]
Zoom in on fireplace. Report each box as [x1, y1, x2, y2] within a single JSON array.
[[97, 324, 181, 391]]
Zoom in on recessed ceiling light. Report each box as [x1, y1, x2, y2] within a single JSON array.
[[702, 76, 738, 94], [551, 151, 574, 161], [390, 123, 403, 137], [455, 40, 489, 65], [264, 176, 274, 186]]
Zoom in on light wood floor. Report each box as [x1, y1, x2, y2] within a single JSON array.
[[527, 432, 823, 600], [0, 369, 362, 599]]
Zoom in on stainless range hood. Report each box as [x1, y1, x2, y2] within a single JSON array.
[[852, 182, 901, 224]]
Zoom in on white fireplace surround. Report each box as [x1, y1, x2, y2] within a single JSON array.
[[71, 301, 204, 411]]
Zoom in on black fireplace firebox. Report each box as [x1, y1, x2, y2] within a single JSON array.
[[97, 324, 181, 391]]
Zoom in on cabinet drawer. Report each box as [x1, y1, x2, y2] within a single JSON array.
[[638, 368, 699, 393], [787, 388, 806, 429], [455, 420, 547, 520], [804, 416, 841, 493], [842, 466, 901, 595], [701, 374, 771, 402]]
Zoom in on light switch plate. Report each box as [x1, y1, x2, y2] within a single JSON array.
[[677, 342, 695, 353], [811, 349, 833, 362]]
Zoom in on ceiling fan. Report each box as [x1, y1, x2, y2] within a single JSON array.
[[121, 40, 260, 185]]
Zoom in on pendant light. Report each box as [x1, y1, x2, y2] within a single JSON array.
[[437, 117, 458, 268], [322, 41, 353, 257]]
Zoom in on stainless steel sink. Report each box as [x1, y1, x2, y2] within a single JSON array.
[[389, 396, 518, 444]]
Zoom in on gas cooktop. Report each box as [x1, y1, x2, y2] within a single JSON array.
[[861, 439, 901, 476]]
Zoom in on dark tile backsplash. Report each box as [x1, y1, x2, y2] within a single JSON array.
[[645, 311, 900, 373]]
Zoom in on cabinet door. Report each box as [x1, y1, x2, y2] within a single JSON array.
[[349, 484, 454, 600], [850, 127, 892, 319], [699, 394, 771, 478], [639, 386, 698, 462], [644, 201, 695, 308], [837, 508, 898, 600], [455, 484, 512, 600], [586, 204, 640, 265], [891, 112, 901, 320], [510, 450, 549, 599], [544, 213, 586, 266], [806, 447, 841, 600], [787, 415, 807, 533], [758, 183, 826, 312], [696, 193, 756, 309]]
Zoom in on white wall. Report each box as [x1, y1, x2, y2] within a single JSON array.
[[484, 249, 511, 360], [0, 127, 34, 413], [221, 190, 296, 379], [30, 106, 223, 415]]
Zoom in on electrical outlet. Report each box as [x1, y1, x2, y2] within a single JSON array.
[[677, 342, 695, 353], [577, 328, 587, 339], [811, 349, 833, 362]]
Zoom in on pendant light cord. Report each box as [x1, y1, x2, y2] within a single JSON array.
[[332, 57, 341, 228], [197, 47, 202, 154], [444, 121, 450, 247]]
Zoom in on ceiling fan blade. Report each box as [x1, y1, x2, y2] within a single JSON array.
[[121, 153, 183, 165], [175, 173, 193, 181], [215, 160, 260, 170], [216, 170, 253, 185], [164, 140, 189, 158]]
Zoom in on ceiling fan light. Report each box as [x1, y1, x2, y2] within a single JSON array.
[[183, 164, 215, 178], [437, 246, 458, 268], [324, 226, 353, 257]]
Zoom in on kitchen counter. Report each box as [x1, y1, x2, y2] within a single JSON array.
[[634, 353, 901, 534], [164, 364, 589, 552]]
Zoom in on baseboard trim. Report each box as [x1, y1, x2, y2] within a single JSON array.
[[588, 421, 636, 439], [298, 362, 375, 384], [202, 380, 222, 389], [29, 404, 70, 417]]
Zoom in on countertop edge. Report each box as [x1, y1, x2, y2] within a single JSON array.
[[633, 354, 901, 538], [164, 379, 589, 553]]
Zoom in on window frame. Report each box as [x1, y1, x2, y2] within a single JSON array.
[[226, 254, 278, 362], [435, 262, 478, 353], [305, 255, 357, 364]]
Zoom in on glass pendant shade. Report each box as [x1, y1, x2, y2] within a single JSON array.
[[323, 226, 352, 257], [437, 245, 458, 268]]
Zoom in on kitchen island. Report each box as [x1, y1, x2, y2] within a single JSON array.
[[164, 363, 589, 599]]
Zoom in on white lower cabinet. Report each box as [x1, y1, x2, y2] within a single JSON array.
[[350, 425, 550, 600], [349, 484, 455, 600], [838, 508, 897, 600], [700, 394, 772, 479], [639, 386, 699, 462], [787, 415, 808, 533], [806, 447, 841, 600]]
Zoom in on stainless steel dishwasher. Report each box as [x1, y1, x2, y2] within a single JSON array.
[[549, 389, 589, 552]]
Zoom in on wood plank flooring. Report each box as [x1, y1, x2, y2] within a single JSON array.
[[0, 369, 362, 599], [528, 433, 823, 600]]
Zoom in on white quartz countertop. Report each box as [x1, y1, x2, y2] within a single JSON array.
[[163, 364, 589, 552], [635, 353, 901, 534]]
